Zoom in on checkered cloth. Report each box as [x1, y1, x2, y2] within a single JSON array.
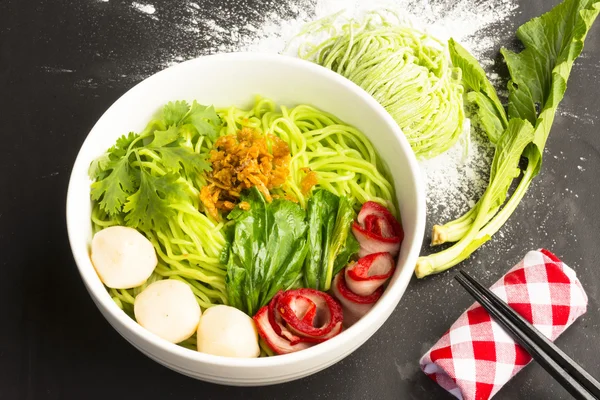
[[420, 249, 588, 400]]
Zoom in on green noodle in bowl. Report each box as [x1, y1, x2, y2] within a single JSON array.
[[66, 52, 426, 385], [90, 96, 397, 354]]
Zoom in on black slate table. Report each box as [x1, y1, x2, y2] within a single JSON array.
[[2, 0, 599, 399]]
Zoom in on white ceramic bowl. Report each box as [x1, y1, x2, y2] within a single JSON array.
[[66, 52, 426, 386]]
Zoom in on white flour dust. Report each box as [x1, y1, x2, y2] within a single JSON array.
[[559, 109, 598, 125], [40, 66, 75, 73], [75, 0, 520, 236], [160, 0, 518, 62], [131, 2, 157, 18], [419, 122, 495, 225]]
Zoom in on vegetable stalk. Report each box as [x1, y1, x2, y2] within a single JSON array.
[[417, 0, 600, 278], [416, 119, 534, 278]]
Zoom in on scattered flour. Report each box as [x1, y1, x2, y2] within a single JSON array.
[[77, 0, 520, 238], [131, 2, 157, 18], [80, 0, 519, 97], [419, 123, 495, 225], [159, 0, 518, 64], [41, 67, 74, 73], [559, 109, 598, 125]]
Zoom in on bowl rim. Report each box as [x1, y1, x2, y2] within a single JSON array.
[[66, 51, 426, 369]]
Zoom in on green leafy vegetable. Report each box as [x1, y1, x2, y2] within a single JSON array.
[[225, 188, 309, 316], [416, 0, 600, 278], [225, 188, 360, 314], [426, 40, 512, 246], [303, 190, 360, 291], [328, 196, 360, 285], [448, 39, 508, 144], [303, 190, 339, 290], [417, 119, 534, 277], [332, 234, 360, 278]]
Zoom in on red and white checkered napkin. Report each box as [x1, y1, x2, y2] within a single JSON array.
[[420, 249, 588, 400]]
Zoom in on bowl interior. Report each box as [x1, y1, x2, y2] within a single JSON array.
[[66, 52, 426, 384]]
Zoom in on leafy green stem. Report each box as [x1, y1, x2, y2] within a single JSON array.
[[431, 201, 501, 245], [416, 175, 498, 277], [416, 118, 534, 278], [475, 159, 536, 240]]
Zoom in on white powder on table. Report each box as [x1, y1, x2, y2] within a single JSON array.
[[79, 0, 519, 239], [131, 2, 157, 17], [162, 0, 517, 61], [419, 122, 495, 225]]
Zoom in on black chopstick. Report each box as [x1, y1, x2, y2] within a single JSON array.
[[455, 270, 600, 400]]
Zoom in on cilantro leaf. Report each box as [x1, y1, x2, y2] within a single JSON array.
[[123, 170, 186, 232], [149, 125, 180, 147], [145, 124, 211, 176], [160, 100, 222, 140], [109, 132, 139, 158], [151, 146, 211, 176], [162, 101, 190, 127], [90, 157, 136, 216], [90, 99, 218, 233], [88, 152, 111, 180], [88, 132, 139, 180], [183, 101, 221, 140]]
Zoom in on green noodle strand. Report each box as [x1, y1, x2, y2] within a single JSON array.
[[215, 97, 397, 214], [92, 97, 397, 352], [293, 11, 465, 160]]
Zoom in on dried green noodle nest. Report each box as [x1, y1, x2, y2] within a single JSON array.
[[295, 11, 466, 159]]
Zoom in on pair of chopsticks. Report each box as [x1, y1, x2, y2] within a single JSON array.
[[455, 270, 600, 400]]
